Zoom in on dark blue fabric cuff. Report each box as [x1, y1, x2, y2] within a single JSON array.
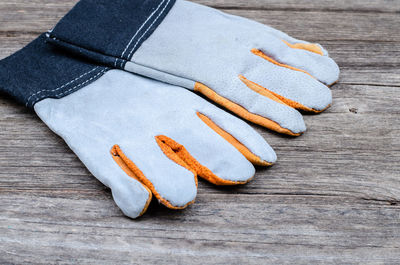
[[47, 0, 176, 69], [0, 34, 108, 108]]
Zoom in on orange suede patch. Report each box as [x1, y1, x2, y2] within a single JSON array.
[[328, 81, 338, 87], [111, 149, 152, 217], [111, 144, 195, 210], [155, 136, 197, 182], [251, 48, 315, 80], [282, 40, 324, 56], [239, 75, 329, 113], [268, 89, 331, 113], [197, 112, 272, 167], [194, 82, 301, 136], [156, 135, 251, 186], [239, 75, 286, 105]]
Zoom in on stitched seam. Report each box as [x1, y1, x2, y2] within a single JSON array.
[[126, 0, 171, 61], [120, 0, 166, 58], [52, 69, 107, 98], [116, 0, 167, 68], [114, 58, 121, 68], [31, 69, 107, 105], [26, 67, 99, 106], [48, 33, 125, 71], [126, 61, 196, 90], [28, 68, 107, 106]]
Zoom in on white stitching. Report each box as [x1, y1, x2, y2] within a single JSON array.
[[126, 0, 171, 61], [119, 0, 166, 62], [53, 69, 107, 98], [26, 67, 99, 106], [31, 69, 107, 106]]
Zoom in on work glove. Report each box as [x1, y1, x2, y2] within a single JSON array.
[[46, 0, 340, 136], [0, 35, 276, 218]]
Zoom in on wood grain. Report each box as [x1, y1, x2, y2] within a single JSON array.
[[0, 0, 399, 264]]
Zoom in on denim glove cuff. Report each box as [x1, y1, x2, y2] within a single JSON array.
[[0, 34, 108, 108], [47, 0, 176, 69]]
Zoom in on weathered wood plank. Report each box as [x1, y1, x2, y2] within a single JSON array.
[[1, 0, 400, 14], [197, 0, 400, 13], [1, 194, 399, 264], [0, 11, 398, 43]]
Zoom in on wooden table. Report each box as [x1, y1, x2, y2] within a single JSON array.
[[1, 1, 399, 264]]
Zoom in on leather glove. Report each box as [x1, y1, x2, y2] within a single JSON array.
[[0, 35, 276, 218], [46, 0, 340, 136]]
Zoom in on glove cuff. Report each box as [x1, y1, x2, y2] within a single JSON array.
[[0, 34, 108, 108], [47, 0, 176, 69]]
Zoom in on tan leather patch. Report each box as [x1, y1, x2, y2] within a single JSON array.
[[282, 40, 324, 56]]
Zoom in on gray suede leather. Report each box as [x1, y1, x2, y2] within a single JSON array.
[[128, 0, 340, 134], [34, 70, 276, 219]]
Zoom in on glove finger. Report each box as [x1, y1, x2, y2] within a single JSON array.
[[251, 37, 339, 86], [195, 80, 306, 136], [100, 149, 152, 218], [241, 53, 333, 113], [236, 15, 338, 84], [116, 138, 198, 210]]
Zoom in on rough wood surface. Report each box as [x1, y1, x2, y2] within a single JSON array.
[[0, 0, 399, 264]]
